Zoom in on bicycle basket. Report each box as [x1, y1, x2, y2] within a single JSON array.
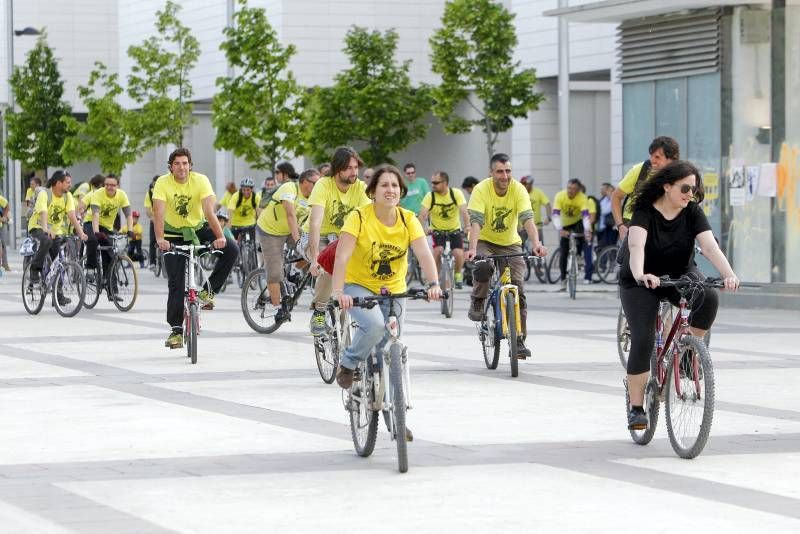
[[19, 237, 37, 257], [113, 236, 128, 255]]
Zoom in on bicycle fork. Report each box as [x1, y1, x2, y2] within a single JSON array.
[[498, 286, 522, 338]]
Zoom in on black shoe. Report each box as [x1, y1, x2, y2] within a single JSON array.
[[56, 294, 72, 307], [628, 408, 647, 430], [30, 270, 41, 282], [455, 281, 463, 290], [275, 308, 290, 324], [108, 293, 123, 303], [468, 298, 485, 321], [336, 366, 354, 389], [516, 339, 531, 359]]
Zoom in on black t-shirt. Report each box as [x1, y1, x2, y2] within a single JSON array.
[[620, 202, 711, 286]]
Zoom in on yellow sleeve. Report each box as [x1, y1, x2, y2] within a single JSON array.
[[33, 190, 48, 215], [618, 163, 643, 194], [340, 208, 361, 238], [538, 189, 550, 204], [308, 179, 328, 208], [0, 195, 8, 208], [357, 183, 371, 207], [585, 198, 597, 214], [119, 190, 131, 208], [406, 211, 425, 242], [25, 188, 33, 201], [421, 192, 432, 211], [197, 174, 214, 200], [467, 184, 485, 214], [65, 193, 76, 213], [516, 185, 532, 213], [152, 178, 168, 202], [255, 192, 262, 206], [144, 191, 152, 208], [226, 192, 238, 210], [553, 191, 564, 211], [454, 188, 466, 206]]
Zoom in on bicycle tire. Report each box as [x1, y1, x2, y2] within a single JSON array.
[[440, 257, 454, 318], [481, 300, 500, 369], [349, 356, 378, 457], [154, 252, 163, 277], [533, 256, 547, 283], [617, 308, 630, 369], [596, 247, 619, 284], [187, 302, 199, 364], [625, 345, 660, 445], [389, 343, 409, 473], [568, 252, 577, 299], [83, 266, 102, 309], [110, 256, 138, 312], [240, 269, 283, 334], [53, 261, 86, 318], [665, 336, 714, 459], [506, 292, 519, 377], [21, 263, 46, 315], [314, 307, 340, 384], [547, 249, 561, 283], [524, 256, 532, 282]]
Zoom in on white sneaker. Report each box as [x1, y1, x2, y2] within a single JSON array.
[[582, 279, 592, 285]]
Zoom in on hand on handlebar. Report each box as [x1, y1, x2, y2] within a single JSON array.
[[95, 231, 108, 241], [428, 285, 442, 301], [559, 229, 569, 238], [212, 237, 226, 250], [336, 293, 353, 310], [465, 248, 477, 261], [637, 274, 660, 288], [723, 275, 740, 291], [531, 243, 547, 257], [157, 238, 171, 251]]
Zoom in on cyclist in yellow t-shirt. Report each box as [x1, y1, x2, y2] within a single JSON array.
[[27, 171, 87, 283], [144, 175, 159, 269], [519, 175, 551, 243], [465, 154, 547, 359], [23, 176, 42, 232], [0, 193, 10, 270], [552, 178, 597, 287], [255, 168, 320, 322], [303, 146, 371, 336], [74, 174, 104, 218], [226, 177, 262, 242], [417, 170, 469, 288], [332, 164, 441, 389], [153, 147, 239, 349], [611, 136, 680, 240], [216, 181, 236, 211], [126, 211, 146, 268]]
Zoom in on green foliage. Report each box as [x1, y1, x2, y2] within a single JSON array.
[[430, 0, 544, 159], [127, 0, 200, 147], [304, 27, 431, 167], [212, 0, 305, 172], [60, 63, 148, 175], [5, 31, 72, 171]]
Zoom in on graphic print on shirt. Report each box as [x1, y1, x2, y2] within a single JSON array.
[[438, 202, 455, 220], [331, 200, 354, 230], [492, 207, 512, 232], [174, 194, 191, 217], [49, 202, 66, 226], [369, 242, 407, 280], [100, 202, 117, 218], [565, 205, 577, 217]]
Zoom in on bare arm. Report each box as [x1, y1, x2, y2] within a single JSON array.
[[121, 206, 133, 233], [153, 199, 168, 250], [627, 226, 648, 282], [696, 230, 739, 290], [308, 205, 324, 271], [417, 206, 431, 234], [91, 206, 100, 234], [283, 200, 300, 243], [67, 210, 87, 240], [459, 205, 469, 231], [611, 188, 627, 238], [331, 232, 357, 308], [544, 202, 552, 224]]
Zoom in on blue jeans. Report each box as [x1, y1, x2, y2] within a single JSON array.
[[340, 283, 406, 370]]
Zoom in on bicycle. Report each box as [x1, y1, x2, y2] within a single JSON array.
[[476, 252, 541, 377], [432, 230, 459, 318], [405, 248, 422, 285], [21, 237, 86, 317], [83, 234, 138, 312], [595, 244, 619, 284], [522, 236, 547, 283], [232, 226, 258, 287], [164, 243, 221, 365], [340, 287, 443, 473], [624, 275, 726, 459]]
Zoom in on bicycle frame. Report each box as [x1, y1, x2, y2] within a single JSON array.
[[483, 259, 522, 340], [653, 294, 698, 400]]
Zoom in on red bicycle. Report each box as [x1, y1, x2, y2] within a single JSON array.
[[625, 275, 724, 459]]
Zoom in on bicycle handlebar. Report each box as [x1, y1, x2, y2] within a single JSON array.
[[334, 287, 450, 309], [474, 252, 545, 264]]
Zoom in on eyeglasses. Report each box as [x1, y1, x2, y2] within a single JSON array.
[[431, 181, 443, 185], [679, 184, 697, 195]]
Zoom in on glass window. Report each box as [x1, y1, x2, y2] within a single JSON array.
[[622, 81, 654, 168], [782, 2, 800, 282]]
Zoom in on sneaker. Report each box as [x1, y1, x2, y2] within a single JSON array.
[[30, 269, 42, 282], [309, 309, 327, 336], [56, 294, 72, 307], [582, 279, 592, 285], [165, 331, 183, 349], [336, 365, 354, 389], [199, 289, 215, 310], [2, 264, 10, 272], [468, 298, 485, 321], [107, 293, 123, 303], [516, 338, 531, 359], [275, 307, 290, 324], [628, 407, 647, 430], [560, 280, 567, 291], [405, 427, 414, 442], [455, 281, 463, 290]]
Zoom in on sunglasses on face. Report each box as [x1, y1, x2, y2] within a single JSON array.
[[679, 184, 697, 195], [431, 181, 443, 185]]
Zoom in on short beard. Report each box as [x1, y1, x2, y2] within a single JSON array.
[[337, 173, 355, 186]]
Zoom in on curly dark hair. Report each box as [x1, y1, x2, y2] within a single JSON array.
[[649, 136, 680, 160], [632, 160, 705, 211]]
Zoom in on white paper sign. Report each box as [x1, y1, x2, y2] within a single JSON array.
[[745, 166, 759, 201], [757, 163, 777, 197], [729, 188, 746, 206]]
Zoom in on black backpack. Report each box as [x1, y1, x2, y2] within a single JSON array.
[[620, 159, 651, 218], [427, 187, 458, 211]]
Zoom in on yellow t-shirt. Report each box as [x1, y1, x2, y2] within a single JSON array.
[[0, 195, 8, 228], [144, 189, 153, 210], [226, 191, 262, 227], [91, 189, 131, 230], [73, 182, 92, 205], [24, 187, 35, 203], [257, 182, 309, 236], [152, 171, 214, 230], [421, 187, 466, 231], [617, 162, 655, 220], [28, 190, 76, 236], [132, 222, 144, 241], [219, 190, 233, 207], [467, 178, 532, 246], [341, 205, 425, 294], [553, 190, 596, 228], [302, 176, 371, 235], [529, 187, 550, 225], [81, 189, 96, 222]]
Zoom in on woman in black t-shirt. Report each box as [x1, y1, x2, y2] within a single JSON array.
[[621, 160, 738, 431]]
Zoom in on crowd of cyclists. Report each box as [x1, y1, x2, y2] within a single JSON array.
[[5, 135, 741, 437]]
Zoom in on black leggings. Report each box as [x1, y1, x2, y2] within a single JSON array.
[[620, 272, 719, 375], [559, 222, 585, 277]]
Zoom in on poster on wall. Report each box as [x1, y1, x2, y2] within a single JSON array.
[[702, 172, 720, 217], [728, 164, 746, 206], [746, 166, 759, 202], [757, 163, 777, 197]]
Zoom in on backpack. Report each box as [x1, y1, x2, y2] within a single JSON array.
[[427, 187, 458, 211], [620, 159, 651, 218]]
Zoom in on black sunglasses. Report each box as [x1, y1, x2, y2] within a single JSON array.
[[431, 181, 443, 185], [679, 184, 697, 195]]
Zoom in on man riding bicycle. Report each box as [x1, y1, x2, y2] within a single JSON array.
[[465, 154, 546, 359], [153, 148, 239, 349], [417, 170, 469, 289], [552, 178, 595, 288]]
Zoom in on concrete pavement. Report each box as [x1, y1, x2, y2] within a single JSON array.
[[0, 252, 798, 533]]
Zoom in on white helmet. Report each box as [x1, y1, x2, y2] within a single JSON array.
[[240, 176, 255, 188]]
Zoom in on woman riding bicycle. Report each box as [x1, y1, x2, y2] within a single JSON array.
[[226, 176, 261, 243], [621, 160, 738, 430], [331, 164, 442, 389]]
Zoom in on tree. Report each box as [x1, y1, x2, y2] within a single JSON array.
[[60, 63, 148, 175], [304, 27, 431, 166], [127, 0, 200, 147], [430, 0, 544, 161], [212, 0, 305, 172], [5, 31, 72, 173]]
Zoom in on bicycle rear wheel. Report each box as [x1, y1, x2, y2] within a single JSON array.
[[349, 356, 378, 457], [53, 261, 86, 318], [596, 246, 619, 284], [665, 336, 714, 459], [389, 343, 409, 473], [314, 308, 341, 384], [185, 302, 199, 364], [110, 256, 138, 312], [241, 269, 283, 334], [21, 263, 46, 315], [506, 292, 519, 377], [480, 300, 500, 369], [547, 249, 561, 283], [568, 253, 577, 299], [440, 257, 454, 318], [533, 256, 547, 283]]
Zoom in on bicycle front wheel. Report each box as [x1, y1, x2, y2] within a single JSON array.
[[568, 253, 577, 299], [186, 302, 199, 364], [440, 257, 454, 318], [596, 246, 619, 284], [110, 256, 138, 312], [389, 343, 409, 473], [83, 266, 102, 309], [480, 300, 500, 369], [349, 356, 378, 457], [53, 261, 86, 318], [665, 336, 715, 459], [241, 269, 282, 334], [547, 249, 561, 283], [506, 292, 519, 377], [616, 308, 630, 369], [21, 263, 46, 315], [314, 308, 341, 384]]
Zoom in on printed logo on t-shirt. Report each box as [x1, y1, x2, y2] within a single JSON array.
[[565, 205, 577, 217], [100, 203, 116, 218], [49, 204, 65, 225], [369, 242, 406, 280], [174, 194, 191, 217], [239, 204, 253, 217], [491, 207, 512, 232], [330, 200, 354, 229], [438, 203, 454, 220]]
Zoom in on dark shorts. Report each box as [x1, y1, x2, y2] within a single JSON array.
[[432, 230, 463, 250]]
